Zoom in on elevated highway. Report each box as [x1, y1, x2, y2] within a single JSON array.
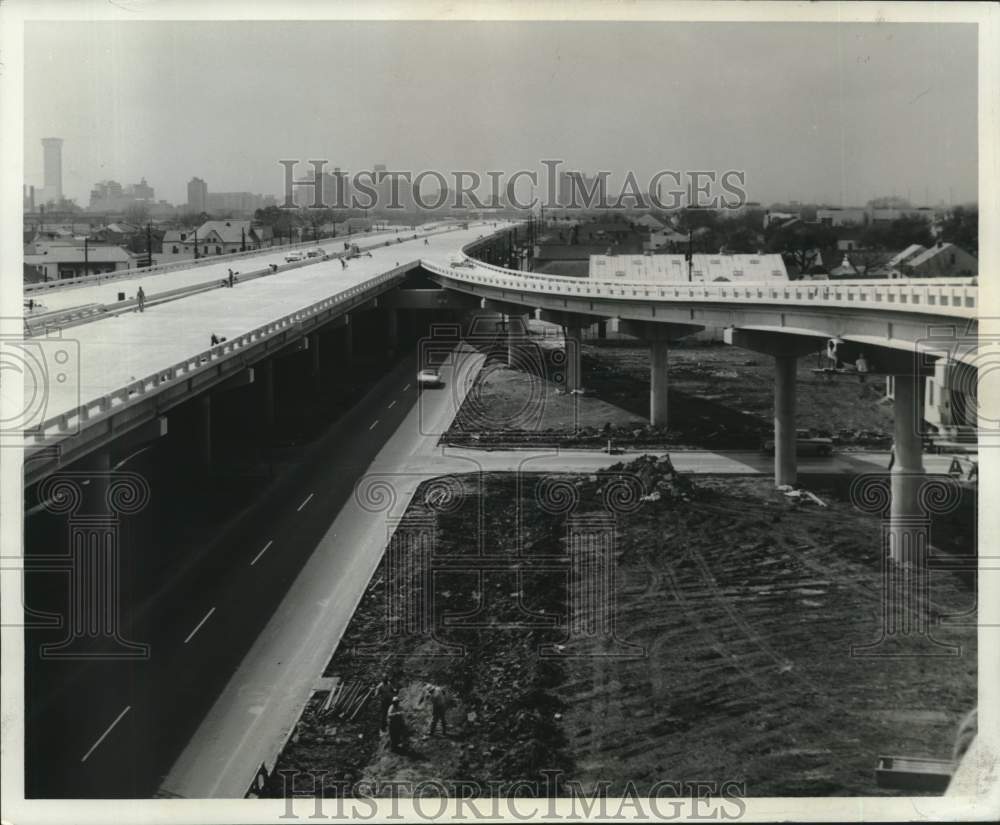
[[18, 221, 502, 485], [15, 220, 983, 796], [420, 226, 981, 588]]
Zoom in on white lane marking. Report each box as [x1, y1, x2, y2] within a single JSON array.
[[297, 493, 315, 512], [184, 607, 216, 644], [388, 400, 397, 409], [369, 420, 378, 430], [251, 540, 273, 566], [81, 705, 131, 763], [402, 384, 410, 391]]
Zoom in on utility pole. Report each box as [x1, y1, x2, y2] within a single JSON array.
[[146, 222, 153, 268], [194, 228, 198, 260], [84, 236, 89, 277], [686, 230, 693, 282], [241, 226, 246, 252]]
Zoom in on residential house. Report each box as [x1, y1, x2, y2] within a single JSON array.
[[193, 220, 263, 256], [634, 214, 666, 231], [643, 228, 691, 252], [24, 243, 138, 281], [763, 210, 801, 229], [901, 242, 977, 278], [817, 207, 867, 226]]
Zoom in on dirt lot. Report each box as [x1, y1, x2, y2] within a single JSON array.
[[446, 334, 895, 450], [268, 460, 976, 798]]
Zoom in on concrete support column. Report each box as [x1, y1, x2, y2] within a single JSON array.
[[564, 323, 583, 392], [506, 315, 521, 367], [774, 354, 797, 487], [197, 394, 212, 467], [650, 340, 669, 427], [597, 320, 607, 340], [386, 309, 399, 360], [310, 332, 321, 383], [343, 318, 354, 366], [890, 372, 925, 561], [260, 359, 275, 429]]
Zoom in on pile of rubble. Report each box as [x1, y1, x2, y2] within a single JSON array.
[[600, 454, 698, 503]]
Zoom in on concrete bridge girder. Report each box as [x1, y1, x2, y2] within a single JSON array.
[[484, 298, 535, 317], [383, 288, 483, 311], [425, 271, 959, 355]]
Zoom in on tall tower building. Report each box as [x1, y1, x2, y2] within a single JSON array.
[[41, 137, 64, 202], [187, 177, 208, 212]]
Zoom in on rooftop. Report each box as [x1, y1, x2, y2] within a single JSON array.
[[589, 253, 787, 282]]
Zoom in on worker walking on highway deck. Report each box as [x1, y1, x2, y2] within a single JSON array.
[[136, 286, 146, 313], [228, 269, 235, 288], [375, 673, 395, 732], [423, 683, 449, 736]]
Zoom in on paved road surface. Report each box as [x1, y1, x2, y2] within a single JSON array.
[[30, 222, 501, 422], [26, 222, 459, 313], [25, 349, 456, 797], [160, 343, 483, 798]]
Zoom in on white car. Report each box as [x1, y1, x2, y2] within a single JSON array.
[[285, 250, 305, 263], [448, 254, 474, 269], [417, 368, 444, 388]]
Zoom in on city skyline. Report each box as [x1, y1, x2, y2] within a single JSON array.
[[24, 20, 978, 209]]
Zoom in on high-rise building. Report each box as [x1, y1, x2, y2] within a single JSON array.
[[128, 178, 155, 201], [187, 177, 208, 212], [40, 137, 64, 203], [89, 180, 124, 208]]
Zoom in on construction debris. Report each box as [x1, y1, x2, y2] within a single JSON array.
[[322, 679, 372, 720]]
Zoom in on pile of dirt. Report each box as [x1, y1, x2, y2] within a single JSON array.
[[269, 463, 976, 798]]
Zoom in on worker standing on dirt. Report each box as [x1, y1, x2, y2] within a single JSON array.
[[424, 683, 449, 736], [136, 286, 146, 313], [387, 697, 407, 752], [855, 352, 869, 383], [375, 673, 395, 733]]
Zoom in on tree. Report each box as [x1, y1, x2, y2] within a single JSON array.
[[765, 222, 837, 276], [719, 225, 762, 253], [860, 216, 932, 251], [124, 201, 150, 226], [938, 206, 978, 257]]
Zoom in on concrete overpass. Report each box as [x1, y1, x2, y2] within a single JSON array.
[[16, 219, 982, 794], [18, 221, 501, 486], [419, 226, 980, 594]]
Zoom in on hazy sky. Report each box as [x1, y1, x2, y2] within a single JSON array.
[[24, 20, 978, 207]]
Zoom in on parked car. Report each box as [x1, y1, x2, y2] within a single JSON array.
[[285, 250, 305, 263], [417, 368, 444, 389], [306, 248, 324, 258], [762, 429, 834, 457]]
